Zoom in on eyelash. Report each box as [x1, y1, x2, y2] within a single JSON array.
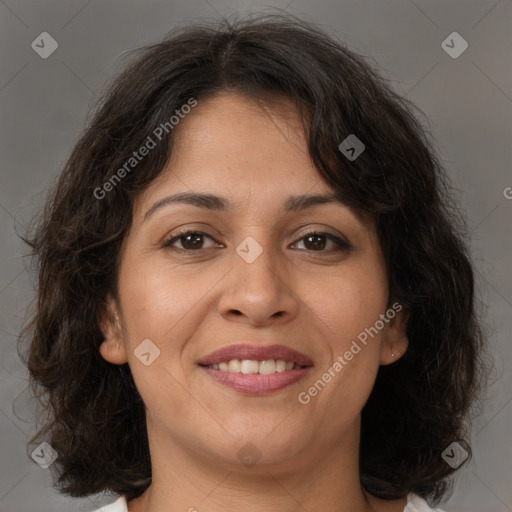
[[161, 228, 351, 253]]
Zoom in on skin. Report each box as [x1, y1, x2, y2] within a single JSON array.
[[99, 91, 409, 512]]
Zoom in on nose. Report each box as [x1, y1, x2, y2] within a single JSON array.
[[217, 241, 300, 327]]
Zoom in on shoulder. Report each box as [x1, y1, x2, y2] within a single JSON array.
[[92, 495, 128, 512], [405, 493, 446, 512]]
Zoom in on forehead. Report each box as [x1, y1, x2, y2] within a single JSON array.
[[136, 91, 332, 212]]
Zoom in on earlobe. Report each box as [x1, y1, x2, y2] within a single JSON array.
[[99, 338, 128, 364], [379, 306, 409, 366], [98, 295, 128, 365]]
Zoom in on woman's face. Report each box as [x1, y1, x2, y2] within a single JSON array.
[[100, 91, 408, 471]]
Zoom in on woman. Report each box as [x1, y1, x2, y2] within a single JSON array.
[[20, 13, 487, 512]]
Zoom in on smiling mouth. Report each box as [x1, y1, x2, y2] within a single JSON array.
[[200, 359, 306, 374], [197, 343, 313, 394], [199, 359, 312, 395]]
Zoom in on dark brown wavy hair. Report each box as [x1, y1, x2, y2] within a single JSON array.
[[18, 12, 489, 507]]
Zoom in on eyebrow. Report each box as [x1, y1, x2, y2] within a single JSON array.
[[143, 191, 351, 222]]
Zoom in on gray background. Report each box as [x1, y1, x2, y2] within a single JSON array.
[[0, 0, 511, 511]]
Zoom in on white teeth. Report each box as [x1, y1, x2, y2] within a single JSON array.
[[240, 360, 260, 374], [275, 360, 286, 372], [210, 359, 303, 374], [259, 360, 276, 374], [228, 359, 241, 372]]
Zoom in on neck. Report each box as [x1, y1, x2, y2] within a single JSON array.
[[127, 416, 403, 512]]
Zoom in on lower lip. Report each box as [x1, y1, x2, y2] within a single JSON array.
[[200, 366, 311, 395]]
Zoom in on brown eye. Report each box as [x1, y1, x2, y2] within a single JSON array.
[[162, 229, 351, 254], [162, 231, 218, 251], [180, 233, 206, 250], [293, 231, 351, 252], [303, 233, 327, 251]]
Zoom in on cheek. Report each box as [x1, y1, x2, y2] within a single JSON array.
[[117, 259, 209, 424], [118, 258, 215, 344], [116, 257, 224, 415], [307, 263, 389, 351], [300, 261, 388, 408]]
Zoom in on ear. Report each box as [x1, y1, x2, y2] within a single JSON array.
[[379, 304, 409, 365], [98, 294, 128, 365]]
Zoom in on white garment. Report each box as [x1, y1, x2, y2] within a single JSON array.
[[93, 492, 445, 511]]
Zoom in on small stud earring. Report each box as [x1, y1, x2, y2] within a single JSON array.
[[391, 352, 396, 357]]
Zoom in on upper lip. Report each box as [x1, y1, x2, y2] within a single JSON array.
[[197, 344, 314, 367]]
